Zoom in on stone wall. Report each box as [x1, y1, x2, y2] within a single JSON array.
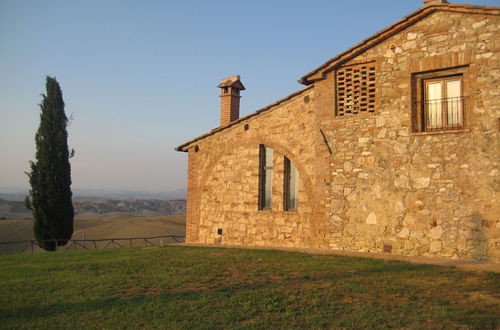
[[186, 88, 333, 249], [183, 9, 499, 261], [316, 10, 499, 260]]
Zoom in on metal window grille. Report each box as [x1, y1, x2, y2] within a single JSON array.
[[417, 96, 466, 131]]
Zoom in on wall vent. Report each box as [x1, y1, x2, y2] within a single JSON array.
[[336, 63, 376, 116]]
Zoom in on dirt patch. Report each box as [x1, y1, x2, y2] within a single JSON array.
[[467, 291, 500, 305]]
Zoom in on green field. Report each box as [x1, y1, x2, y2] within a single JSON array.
[[1, 246, 498, 329]]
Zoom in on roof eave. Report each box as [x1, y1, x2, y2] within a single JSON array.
[[175, 85, 315, 152], [299, 4, 500, 85], [175, 146, 187, 152]]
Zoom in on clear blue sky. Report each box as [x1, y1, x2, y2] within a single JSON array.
[[0, 0, 497, 193]]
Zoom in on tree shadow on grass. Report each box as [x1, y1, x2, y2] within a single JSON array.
[[1, 289, 204, 324], [2, 269, 498, 329], [467, 212, 489, 260]]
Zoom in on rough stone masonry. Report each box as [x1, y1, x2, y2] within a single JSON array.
[[177, 1, 499, 261]]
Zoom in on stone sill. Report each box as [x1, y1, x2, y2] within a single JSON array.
[[259, 209, 299, 213], [411, 128, 470, 136]]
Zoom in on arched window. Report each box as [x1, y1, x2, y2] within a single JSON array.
[[284, 157, 299, 211], [259, 145, 273, 210]]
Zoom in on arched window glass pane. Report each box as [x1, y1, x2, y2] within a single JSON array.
[[259, 145, 273, 210], [284, 157, 299, 211]]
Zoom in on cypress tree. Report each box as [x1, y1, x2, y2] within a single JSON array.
[[26, 76, 74, 251]]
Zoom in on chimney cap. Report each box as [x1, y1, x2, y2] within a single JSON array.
[[423, 0, 449, 6], [217, 75, 246, 90]]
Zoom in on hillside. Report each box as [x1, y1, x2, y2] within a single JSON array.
[[73, 199, 185, 218], [0, 215, 186, 254], [0, 246, 498, 329], [0, 198, 185, 219], [0, 199, 27, 219]]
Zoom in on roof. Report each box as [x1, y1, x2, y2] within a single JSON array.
[[175, 2, 499, 153], [175, 85, 314, 152], [298, 3, 500, 85]]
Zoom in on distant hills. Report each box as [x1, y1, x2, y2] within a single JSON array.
[[0, 187, 187, 219], [0, 199, 28, 219], [0, 187, 186, 201], [0, 198, 186, 219], [73, 199, 186, 218], [73, 188, 187, 200]]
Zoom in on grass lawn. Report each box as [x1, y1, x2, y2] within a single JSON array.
[[1, 246, 498, 329]]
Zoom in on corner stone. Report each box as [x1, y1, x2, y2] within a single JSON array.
[[429, 241, 442, 253], [413, 177, 431, 189], [366, 212, 377, 225], [398, 227, 410, 238], [429, 226, 445, 240]]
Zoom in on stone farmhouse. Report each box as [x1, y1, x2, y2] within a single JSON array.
[[176, 0, 499, 261]]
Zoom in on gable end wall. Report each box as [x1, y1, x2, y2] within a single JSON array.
[[184, 10, 499, 261], [315, 10, 499, 260]]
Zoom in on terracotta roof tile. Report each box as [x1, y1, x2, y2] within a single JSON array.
[[299, 3, 500, 85]]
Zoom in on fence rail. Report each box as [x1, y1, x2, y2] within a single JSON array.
[[0, 235, 185, 255]]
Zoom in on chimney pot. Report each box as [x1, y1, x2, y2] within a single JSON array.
[[218, 75, 245, 127], [423, 0, 448, 6]]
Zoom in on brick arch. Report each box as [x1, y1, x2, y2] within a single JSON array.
[[194, 135, 327, 247], [256, 138, 317, 202], [197, 137, 315, 204]]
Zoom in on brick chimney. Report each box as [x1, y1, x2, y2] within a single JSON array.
[[218, 75, 245, 127], [423, 0, 448, 6]]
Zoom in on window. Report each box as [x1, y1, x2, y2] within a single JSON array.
[[423, 77, 463, 130], [412, 66, 467, 132], [284, 157, 299, 211], [336, 63, 376, 116], [259, 145, 273, 210]]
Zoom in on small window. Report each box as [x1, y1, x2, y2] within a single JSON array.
[[259, 145, 273, 210], [412, 66, 467, 132], [284, 157, 299, 211], [423, 77, 464, 131]]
